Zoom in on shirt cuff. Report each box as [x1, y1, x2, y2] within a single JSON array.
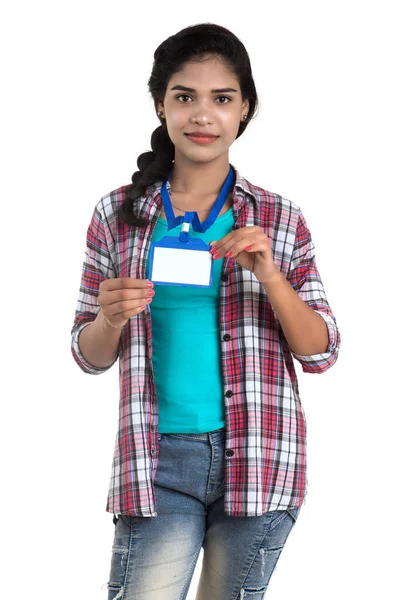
[[291, 311, 340, 373], [71, 320, 118, 374]]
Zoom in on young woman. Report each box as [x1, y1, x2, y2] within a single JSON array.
[[71, 22, 341, 600]]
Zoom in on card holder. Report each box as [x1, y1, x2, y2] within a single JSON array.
[[148, 236, 213, 287]]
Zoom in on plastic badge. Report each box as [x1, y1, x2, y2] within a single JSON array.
[[148, 236, 213, 287]]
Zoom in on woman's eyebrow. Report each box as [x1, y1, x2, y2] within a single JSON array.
[[170, 85, 238, 93]]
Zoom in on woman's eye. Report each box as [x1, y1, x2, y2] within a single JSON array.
[[176, 94, 192, 102]]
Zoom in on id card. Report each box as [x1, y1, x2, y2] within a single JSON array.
[[148, 236, 213, 287]]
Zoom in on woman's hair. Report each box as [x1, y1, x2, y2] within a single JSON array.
[[120, 22, 259, 228]]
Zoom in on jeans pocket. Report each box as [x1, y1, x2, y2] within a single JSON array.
[[264, 507, 300, 550], [286, 506, 301, 523]]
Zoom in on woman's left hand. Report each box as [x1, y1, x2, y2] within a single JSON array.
[[209, 226, 279, 284]]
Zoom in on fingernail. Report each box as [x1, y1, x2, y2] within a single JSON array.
[[147, 281, 154, 287], [213, 252, 221, 259], [225, 250, 232, 257], [210, 246, 217, 254], [209, 241, 216, 246], [148, 290, 155, 296], [245, 245, 252, 251]]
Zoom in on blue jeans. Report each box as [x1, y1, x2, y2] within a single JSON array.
[[106, 427, 301, 599]]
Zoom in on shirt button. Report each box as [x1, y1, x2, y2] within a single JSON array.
[[223, 333, 231, 341], [221, 273, 229, 282], [226, 449, 234, 457], [232, 223, 240, 230], [225, 390, 233, 398]]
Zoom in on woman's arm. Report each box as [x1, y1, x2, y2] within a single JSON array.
[[261, 266, 329, 355]]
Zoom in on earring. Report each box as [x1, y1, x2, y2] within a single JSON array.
[[157, 111, 164, 118], [242, 115, 248, 121]]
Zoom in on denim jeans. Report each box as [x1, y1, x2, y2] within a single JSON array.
[[106, 427, 302, 600]]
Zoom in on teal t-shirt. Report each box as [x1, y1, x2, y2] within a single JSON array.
[[145, 207, 235, 433]]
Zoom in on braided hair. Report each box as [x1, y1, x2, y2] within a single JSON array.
[[120, 22, 259, 228]]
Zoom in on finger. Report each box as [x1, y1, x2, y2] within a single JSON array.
[[238, 242, 270, 256], [217, 240, 268, 259], [119, 295, 155, 313], [241, 240, 271, 252], [211, 238, 254, 259], [101, 277, 153, 291], [105, 293, 155, 320], [100, 281, 155, 312], [210, 228, 261, 256], [208, 229, 241, 250]]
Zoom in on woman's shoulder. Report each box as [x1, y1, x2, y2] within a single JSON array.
[[91, 183, 149, 228], [85, 184, 135, 241], [239, 172, 302, 217], [94, 183, 132, 214]]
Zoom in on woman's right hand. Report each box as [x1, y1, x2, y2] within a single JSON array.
[[98, 278, 155, 329]]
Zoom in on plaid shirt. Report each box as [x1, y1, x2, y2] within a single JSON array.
[[71, 164, 341, 517]]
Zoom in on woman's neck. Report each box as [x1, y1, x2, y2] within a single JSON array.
[[168, 155, 231, 196], [159, 191, 233, 221]]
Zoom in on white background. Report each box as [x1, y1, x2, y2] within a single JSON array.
[[1, 1, 399, 598]]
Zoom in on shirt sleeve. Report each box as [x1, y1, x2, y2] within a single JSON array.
[[70, 201, 120, 374], [286, 209, 341, 374]]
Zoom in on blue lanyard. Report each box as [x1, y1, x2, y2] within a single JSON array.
[[160, 165, 235, 242]]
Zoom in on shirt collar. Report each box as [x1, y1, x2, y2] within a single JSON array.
[[143, 163, 259, 211]]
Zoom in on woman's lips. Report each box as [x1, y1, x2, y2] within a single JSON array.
[[185, 134, 219, 144]]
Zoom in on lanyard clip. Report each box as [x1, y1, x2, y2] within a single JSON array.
[[179, 213, 195, 243]]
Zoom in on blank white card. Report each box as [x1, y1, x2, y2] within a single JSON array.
[[151, 246, 212, 286]]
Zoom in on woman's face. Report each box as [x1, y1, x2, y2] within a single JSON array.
[[157, 56, 249, 165]]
